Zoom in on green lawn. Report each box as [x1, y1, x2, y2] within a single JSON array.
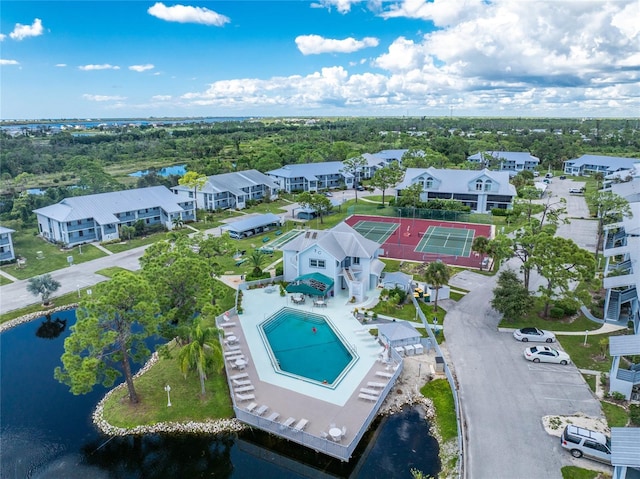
[[601, 401, 628, 427], [558, 329, 629, 371], [94, 267, 129, 278], [499, 297, 602, 332], [583, 374, 597, 393], [102, 233, 165, 254], [0, 290, 79, 324], [101, 346, 234, 428], [560, 466, 603, 479], [421, 378, 457, 442], [1, 229, 107, 279], [0, 275, 13, 286]]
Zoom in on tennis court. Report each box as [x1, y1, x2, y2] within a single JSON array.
[[416, 226, 474, 256], [269, 229, 304, 249], [345, 214, 494, 269], [351, 220, 399, 244]]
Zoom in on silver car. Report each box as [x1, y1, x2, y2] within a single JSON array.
[[513, 327, 556, 343]]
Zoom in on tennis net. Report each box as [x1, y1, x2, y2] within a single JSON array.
[[423, 234, 471, 243], [357, 226, 398, 234]]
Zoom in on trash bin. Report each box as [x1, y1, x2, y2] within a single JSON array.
[[424, 295, 430, 303], [435, 356, 444, 372]]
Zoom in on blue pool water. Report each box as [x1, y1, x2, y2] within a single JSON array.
[[261, 308, 355, 385]]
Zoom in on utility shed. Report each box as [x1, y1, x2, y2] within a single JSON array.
[[377, 321, 421, 348]]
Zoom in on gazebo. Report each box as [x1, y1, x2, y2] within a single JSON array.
[[285, 272, 334, 297]]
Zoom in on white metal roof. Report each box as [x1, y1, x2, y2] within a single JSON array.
[[564, 155, 639, 171], [33, 186, 186, 224], [267, 161, 353, 179], [468, 151, 540, 165], [609, 334, 640, 356], [220, 213, 282, 233], [0, 226, 16, 234], [397, 167, 516, 196], [611, 427, 640, 467], [283, 222, 380, 260]]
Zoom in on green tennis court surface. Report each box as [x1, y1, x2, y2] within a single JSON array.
[[415, 226, 474, 256], [352, 220, 399, 244]]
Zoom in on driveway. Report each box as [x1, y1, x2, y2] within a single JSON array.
[[446, 266, 603, 479]]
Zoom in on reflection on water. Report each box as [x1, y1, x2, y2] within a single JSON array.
[[0, 310, 441, 478]]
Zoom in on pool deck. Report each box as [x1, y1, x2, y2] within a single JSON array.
[[219, 287, 404, 460]]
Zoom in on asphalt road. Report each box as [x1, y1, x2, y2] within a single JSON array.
[[446, 266, 604, 479]]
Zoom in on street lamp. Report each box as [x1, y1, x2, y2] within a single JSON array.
[[77, 284, 81, 298], [164, 384, 172, 407]]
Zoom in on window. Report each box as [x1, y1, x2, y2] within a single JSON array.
[[352, 257, 360, 265], [79, 231, 84, 237], [484, 180, 492, 191], [424, 177, 433, 189], [309, 259, 326, 268], [475, 180, 483, 191]]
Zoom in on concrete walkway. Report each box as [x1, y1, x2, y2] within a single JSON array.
[[89, 242, 114, 255]]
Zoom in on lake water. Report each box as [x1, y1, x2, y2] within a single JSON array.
[[128, 164, 187, 177], [0, 310, 441, 478]]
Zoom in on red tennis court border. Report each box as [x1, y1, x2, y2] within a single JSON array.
[[345, 214, 495, 269]]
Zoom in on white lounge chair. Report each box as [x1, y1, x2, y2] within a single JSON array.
[[376, 371, 393, 379], [266, 412, 280, 422], [358, 393, 378, 401], [221, 322, 236, 328], [229, 372, 248, 380], [236, 393, 255, 402], [294, 418, 309, 431], [225, 350, 242, 357], [281, 417, 296, 428], [226, 345, 241, 351], [235, 385, 255, 393], [233, 379, 252, 386], [255, 404, 269, 416], [367, 381, 386, 389], [360, 388, 379, 396], [246, 402, 258, 413], [320, 431, 329, 439]]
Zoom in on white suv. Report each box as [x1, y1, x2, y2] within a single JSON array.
[[560, 425, 611, 464]]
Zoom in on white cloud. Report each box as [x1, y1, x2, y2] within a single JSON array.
[[296, 35, 379, 55], [9, 18, 44, 41], [55, 63, 67, 67], [147, 2, 230, 26], [78, 64, 120, 71], [380, 0, 484, 25], [129, 64, 155, 72], [0, 34, 6, 41], [311, 0, 366, 14], [0, 59, 20, 66], [152, 95, 172, 101], [82, 94, 127, 102]]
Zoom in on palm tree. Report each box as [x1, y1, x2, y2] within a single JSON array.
[[424, 261, 450, 312], [249, 249, 267, 274], [178, 319, 223, 396], [472, 236, 490, 270], [26, 274, 61, 305]]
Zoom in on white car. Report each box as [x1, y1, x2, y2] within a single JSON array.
[[524, 346, 571, 365], [513, 327, 556, 343]]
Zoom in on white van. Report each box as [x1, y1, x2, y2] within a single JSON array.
[[545, 172, 553, 179]]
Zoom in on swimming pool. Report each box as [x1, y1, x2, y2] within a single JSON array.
[[259, 308, 357, 388]]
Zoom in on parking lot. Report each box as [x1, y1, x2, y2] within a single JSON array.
[[446, 267, 604, 479]]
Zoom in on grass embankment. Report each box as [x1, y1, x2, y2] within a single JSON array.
[[558, 329, 628, 372], [561, 466, 606, 479], [583, 374, 597, 393], [0, 291, 80, 324], [601, 401, 629, 427], [101, 346, 234, 428], [1, 229, 106, 279], [421, 379, 457, 442], [499, 297, 603, 332]]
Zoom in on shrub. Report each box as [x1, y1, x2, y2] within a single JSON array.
[[610, 391, 626, 401], [245, 271, 270, 281], [275, 265, 283, 276], [549, 307, 565, 319], [555, 298, 580, 316], [491, 208, 508, 216]]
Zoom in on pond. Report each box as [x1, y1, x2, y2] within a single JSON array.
[[0, 310, 441, 478], [128, 165, 187, 178]]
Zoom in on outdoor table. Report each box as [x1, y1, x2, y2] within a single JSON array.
[[235, 359, 247, 368], [329, 427, 342, 441], [227, 335, 237, 343]]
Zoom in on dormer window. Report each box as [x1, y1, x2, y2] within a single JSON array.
[[484, 180, 492, 191], [424, 177, 433, 189], [475, 179, 483, 191]]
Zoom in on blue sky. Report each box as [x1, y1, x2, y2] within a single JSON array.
[[1, 0, 638, 119]]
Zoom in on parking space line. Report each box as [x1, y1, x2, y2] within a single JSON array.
[[543, 397, 594, 402]]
